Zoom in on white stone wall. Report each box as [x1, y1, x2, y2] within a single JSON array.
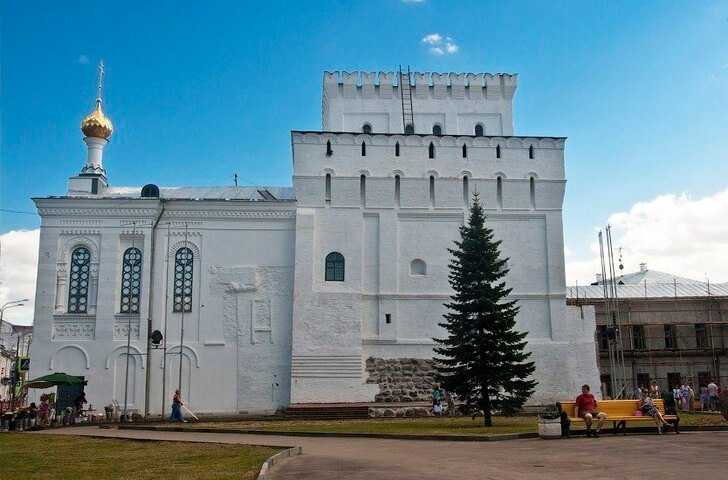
[[30, 199, 295, 415], [322, 72, 517, 136], [291, 131, 600, 404]]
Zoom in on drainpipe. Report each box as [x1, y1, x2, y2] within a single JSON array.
[[144, 199, 166, 418]]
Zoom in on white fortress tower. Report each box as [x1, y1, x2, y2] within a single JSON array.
[[290, 71, 599, 404], [29, 68, 599, 416]]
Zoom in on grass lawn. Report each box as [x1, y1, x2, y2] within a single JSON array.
[[181, 411, 728, 437], [188, 415, 537, 436], [0, 434, 280, 480]]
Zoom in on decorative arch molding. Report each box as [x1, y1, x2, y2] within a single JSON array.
[[461, 170, 473, 178], [525, 171, 539, 179], [164, 345, 200, 368], [59, 235, 100, 264], [321, 167, 336, 176], [168, 239, 200, 258], [49, 344, 91, 370], [105, 345, 146, 370], [358, 169, 371, 177], [493, 171, 508, 179], [506, 138, 524, 148], [426, 170, 440, 179], [391, 169, 405, 177], [354, 134, 373, 144]]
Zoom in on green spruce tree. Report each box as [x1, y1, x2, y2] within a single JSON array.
[[434, 192, 537, 426]]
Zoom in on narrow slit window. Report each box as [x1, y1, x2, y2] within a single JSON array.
[[428, 142, 435, 159], [429, 175, 435, 208], [361, 142, 366, 156], [362, 123, 372, 134], [529, 145, 534, 159], [325, 173, 332, 203], [394, 175, 401, 207], [462, 144, 467, 158], [432, 124, 442, 136], [395, 142, 400, 157], [463, 176, 469, 207], [496, 144, 501, 159], [326, 140, 333, 156], [405, 123, 414, 135], [496, 176, 503, 209], [360, 175, 366, 207], [529, 177, 536, 209], [474, 124, 484, 137]]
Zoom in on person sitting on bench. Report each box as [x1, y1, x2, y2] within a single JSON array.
[[576, 384, 607, 437]]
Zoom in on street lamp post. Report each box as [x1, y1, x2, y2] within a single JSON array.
[[1, 300, 27, 408], [0, 300, 28, 345]]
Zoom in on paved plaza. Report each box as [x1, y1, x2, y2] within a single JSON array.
[[37, 426, 728, 480]]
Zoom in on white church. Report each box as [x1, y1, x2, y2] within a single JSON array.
[[29, 68, 600, 415]]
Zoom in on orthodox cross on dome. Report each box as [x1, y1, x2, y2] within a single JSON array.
[[96, 60, 105, 105]]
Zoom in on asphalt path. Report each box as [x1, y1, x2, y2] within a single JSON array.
[[35, 426, 728, 480]]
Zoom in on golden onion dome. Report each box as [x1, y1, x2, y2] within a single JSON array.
[[81, 100, 113, 139]]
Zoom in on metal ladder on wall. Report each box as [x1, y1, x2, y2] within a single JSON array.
[[399, 65, 414, 134]]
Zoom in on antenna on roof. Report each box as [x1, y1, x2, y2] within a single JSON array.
[[233, 173, 238, 187]]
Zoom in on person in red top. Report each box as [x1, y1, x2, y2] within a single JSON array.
[[576, 384, 606, 437]]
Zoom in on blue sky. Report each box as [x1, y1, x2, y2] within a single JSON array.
[[2, 0, 728, 294]]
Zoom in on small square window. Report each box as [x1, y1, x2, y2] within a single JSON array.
[[385, 313, 392, 324]]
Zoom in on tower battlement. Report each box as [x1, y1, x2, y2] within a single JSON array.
[[322, 70, 518, 136], [323, 71, 517, 100]]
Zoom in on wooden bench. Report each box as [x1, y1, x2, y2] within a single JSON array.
[[558, 399, 679, 434]]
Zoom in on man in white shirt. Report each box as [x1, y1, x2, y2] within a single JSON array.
[[707, 381, 719, 411]]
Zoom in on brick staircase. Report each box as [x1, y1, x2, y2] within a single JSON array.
[[284, 403, 370, 420]]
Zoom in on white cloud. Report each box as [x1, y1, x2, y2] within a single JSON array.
[[566, 189, 728, 285], [421, 33, 459, 56], [77, 54, 90, 65], [421, 33, 443, 45], [0, 230, 39, 326]]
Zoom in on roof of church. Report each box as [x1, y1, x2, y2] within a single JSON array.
[[64, 186, 296, 201]]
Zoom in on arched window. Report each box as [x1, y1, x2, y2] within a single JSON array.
[[395, 142, 400, 157], [463, 176, 469, 207], [325, 173, 332, 203], [432, 124, 442, 136], [325, 252, 345, 282], [529, 145, 535, 159], [394, 174, 401, 207], [68, 246, 91, 313], [326, 140, 333, 156], [429, 175, 436, 207], [428, 142, 435, 159], [474, 124, 484, 137], [410, 259, 427, 276], [496, 177, 503, 210], [173, 247, 194, 313], [405, 123, 414, 135], [462, 144, 467, 158], [361, 141, 366, 156], [496, 144, 501, 159], [120, 247, 142, 314], [362, 123, 372, 134], [360, 174, 366, 207], [529, 177, 536, 210]]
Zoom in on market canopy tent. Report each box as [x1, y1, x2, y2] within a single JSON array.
[[23, 373, 86, 389]]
